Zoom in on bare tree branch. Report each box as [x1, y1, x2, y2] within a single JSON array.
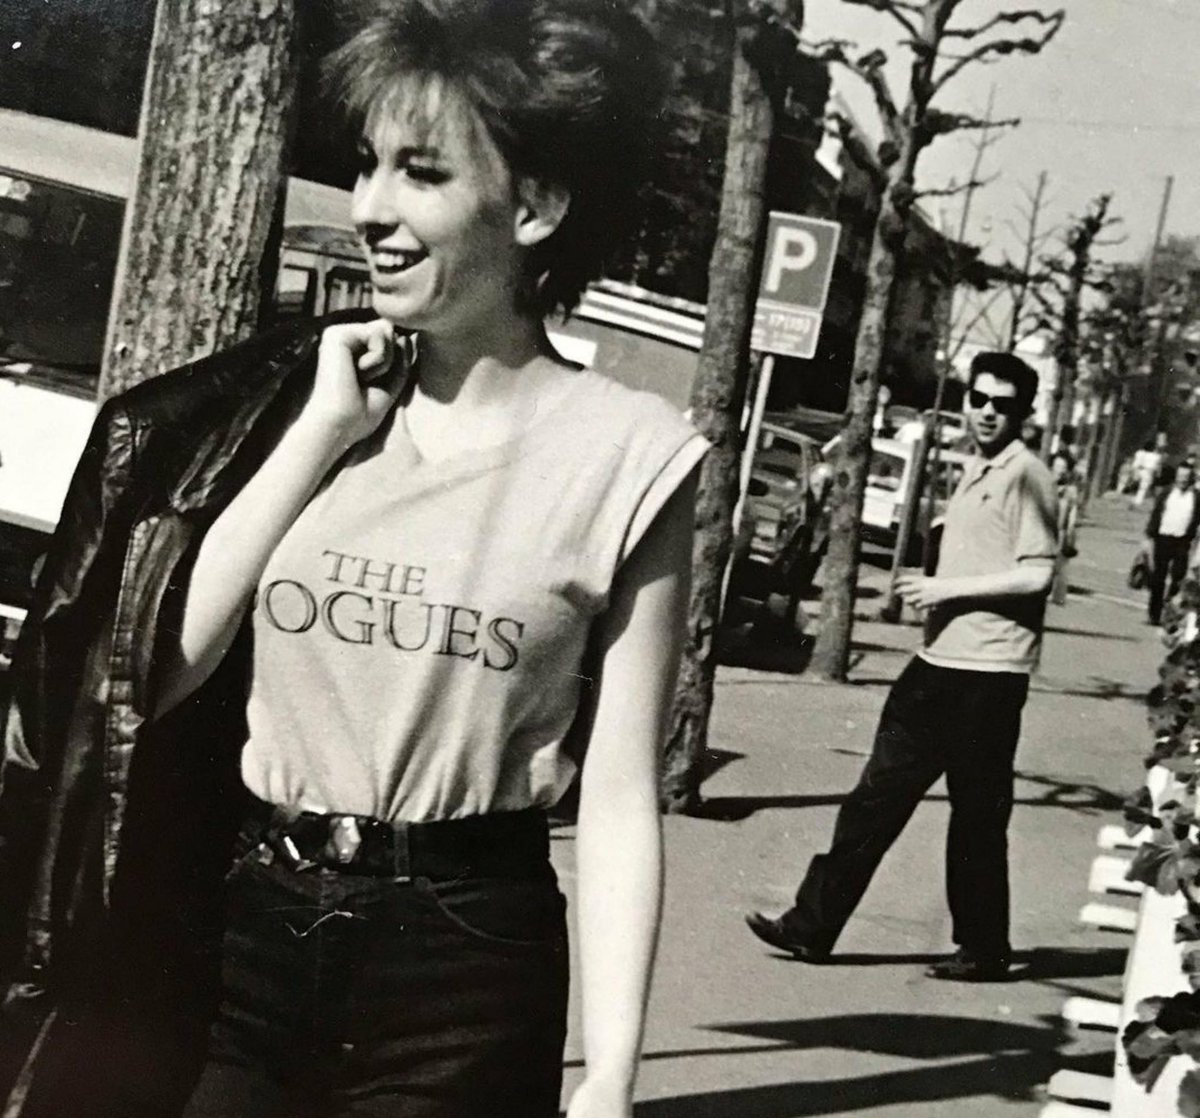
[[826, 110, 889, 191], [813, 40, 902, 146], [922, 109, 1021, 140], [837, 0, 921, 39], [955, 287, 1014, 356], [943, 8, 1063, 41], [915, 172, 999, 200], [932, 9, 1064, 96]]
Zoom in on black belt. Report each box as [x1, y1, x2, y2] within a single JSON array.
[[246, 797, 550, 879]]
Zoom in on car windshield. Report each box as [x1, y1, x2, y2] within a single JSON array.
[[0, 172, 120, 395], [869, 450, 906, 492]]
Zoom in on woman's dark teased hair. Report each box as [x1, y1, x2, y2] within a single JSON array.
[[325, 0, 668, 318]]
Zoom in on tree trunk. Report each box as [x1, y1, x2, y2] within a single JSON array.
[[809, 185, 903, 681], [101, 0, 299, 398], [1098, 383, 1127, 496], [660, 13, 778, 812], [1040, 261, 1083, 459]]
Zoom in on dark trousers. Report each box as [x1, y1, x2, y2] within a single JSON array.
[[180, 820, 569, 1118], [1149, 534, 1191, 623], [787, 657, 1029, 959]]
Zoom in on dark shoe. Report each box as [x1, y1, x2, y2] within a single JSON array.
[[744, 912, 831, 963], [924, 948, 1012, 982]]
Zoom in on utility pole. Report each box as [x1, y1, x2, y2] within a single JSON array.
[[1146, 175, 1176, 439]]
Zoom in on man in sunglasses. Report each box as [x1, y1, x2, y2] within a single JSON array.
[[748, 351, 1058, 982]]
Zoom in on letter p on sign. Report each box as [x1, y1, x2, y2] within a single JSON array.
[[764, 228, 818, 293]]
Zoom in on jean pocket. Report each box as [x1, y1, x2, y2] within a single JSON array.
[[420, 876, 566, 948]]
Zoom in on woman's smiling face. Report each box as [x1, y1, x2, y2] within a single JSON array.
[[352, 81, 526, 336]]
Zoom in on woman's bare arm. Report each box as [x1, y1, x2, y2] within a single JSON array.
[[567, 469, 696, 1118], [153, 321, 408, 716]]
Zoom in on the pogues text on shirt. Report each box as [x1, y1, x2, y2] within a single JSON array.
[[255, 548, 525, 671]]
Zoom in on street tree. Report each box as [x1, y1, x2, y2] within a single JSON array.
[[1075, 265, 1144, 495], [1031, 193, 1121, 458], [1077, 239, 1200, 491], [660, 0, 806, 812], [1005, 171, 1055, 352], [100, 0, 299, 398], [808, 0, 1063, 682]]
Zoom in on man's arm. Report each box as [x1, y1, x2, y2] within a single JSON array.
[[896, 562, 1053, 611]]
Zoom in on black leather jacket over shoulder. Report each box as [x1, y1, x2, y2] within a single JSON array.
[[0, 311, 372, 1066]]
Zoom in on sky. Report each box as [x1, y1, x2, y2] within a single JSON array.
[[804, 0, 1200, 285]]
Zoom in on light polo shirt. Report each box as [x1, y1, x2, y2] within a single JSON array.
[[921, 438, 1058, 675]]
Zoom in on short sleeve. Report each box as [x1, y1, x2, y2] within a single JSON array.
[[619, 431, 709, 566], [1013, 461, 1058, 564]]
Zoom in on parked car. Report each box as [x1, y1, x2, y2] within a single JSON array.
[[923, 408, 970, 449], [862, 438, 969, 558], [730, 422, 833, 623], [894, 409, 969, 449], [882, 404, 920, 438], [824, 434, 970, 562]]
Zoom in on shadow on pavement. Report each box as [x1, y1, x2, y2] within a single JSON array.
[[1016, 945, 1127, 981], [626, 1013, 1066, 1117], [1011, 770, 1125, 812], [1043, 625, 1139, 642], [718, 631, 814, 674], [741, 946, 1126, 980], [1031, 676, 1146, 701], [688, 768, 1123, 821]]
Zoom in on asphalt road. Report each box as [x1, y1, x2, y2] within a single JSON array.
[[557, 493, 1161, 1117]]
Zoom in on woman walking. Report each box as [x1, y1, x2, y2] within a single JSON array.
[[1, 3, 702, 1116]]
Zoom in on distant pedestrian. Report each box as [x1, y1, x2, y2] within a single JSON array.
[[1132, 437, 1166, 507], [1050, 450, 1080, 606], [747, 351, 1058, 982], [1143, 461, 1200, 625]]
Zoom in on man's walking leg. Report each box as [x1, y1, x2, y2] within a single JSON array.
[[748, 659, 947, 957], [1166, 538, 1189, 604], [1149, 537, 1170, 623], [940, 672, 1027, 976]]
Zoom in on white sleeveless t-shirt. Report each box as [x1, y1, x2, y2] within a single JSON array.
[[240, 368, 709, 822]]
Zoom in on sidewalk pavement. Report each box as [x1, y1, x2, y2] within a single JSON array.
[[556, 494, 1162, 1117]]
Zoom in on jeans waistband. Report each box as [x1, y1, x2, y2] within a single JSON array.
[[245, 796, 550, 879]]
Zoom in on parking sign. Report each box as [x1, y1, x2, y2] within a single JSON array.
[[751, 212, 841, 360]]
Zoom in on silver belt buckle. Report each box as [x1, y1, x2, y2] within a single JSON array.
[[329, 815, 363, 864]]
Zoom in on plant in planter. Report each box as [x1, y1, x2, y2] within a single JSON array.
[[1122, 570, 1200, 1113]]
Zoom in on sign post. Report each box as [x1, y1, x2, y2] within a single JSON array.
[[735, 213, 841, 525]]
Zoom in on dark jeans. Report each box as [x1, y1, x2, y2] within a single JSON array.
[[181, 818, 569, 1118], [1149, 534, 1191, 623], [787, 657, 1029, 959]]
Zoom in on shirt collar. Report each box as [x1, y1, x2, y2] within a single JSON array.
[[965, 437, 1025, 486]]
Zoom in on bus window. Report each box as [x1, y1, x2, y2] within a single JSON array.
[[274, 264, 317, 320], [324, 266, 372, 314], [0, 173, 122, 392]]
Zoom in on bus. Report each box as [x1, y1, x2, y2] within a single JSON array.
[[0, 108, 371, 631]]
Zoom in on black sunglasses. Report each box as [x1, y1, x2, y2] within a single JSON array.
[[968, 388, 1021, 417]]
